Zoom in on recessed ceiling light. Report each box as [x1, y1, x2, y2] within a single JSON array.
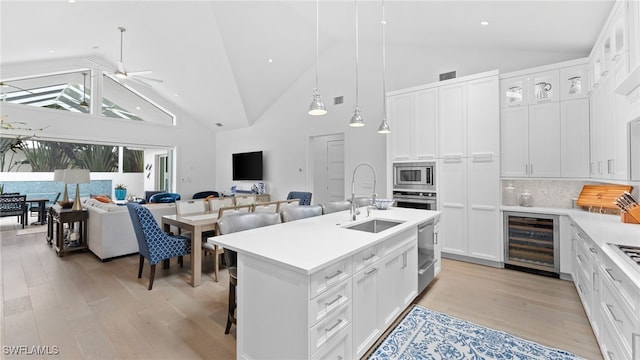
[[174, 93, 179, 97], [68, 0, 76, 3], [48, 50, 56, 53], [480, 21, 489, 26], [268, 58, 273, 63], [135, 106, 141, 110]]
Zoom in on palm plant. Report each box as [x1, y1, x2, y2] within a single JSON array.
[[73, 144, 118, 172], [20, 141, 72, 172]]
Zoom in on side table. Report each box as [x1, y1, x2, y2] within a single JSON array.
[[47, 205, 88, 257]]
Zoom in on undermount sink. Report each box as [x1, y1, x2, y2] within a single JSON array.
[[344, 219, 404, 233]]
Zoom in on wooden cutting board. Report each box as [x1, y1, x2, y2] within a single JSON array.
[[576, 184, 633, 209]]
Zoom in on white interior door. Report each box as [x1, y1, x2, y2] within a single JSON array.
[[311, 134, 345, 205]]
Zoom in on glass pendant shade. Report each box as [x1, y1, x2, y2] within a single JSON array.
[[308, 88, 327, 115], [349, 107, 365, 127]]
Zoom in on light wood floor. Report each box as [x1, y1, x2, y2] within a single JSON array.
[[1, 225, 601, 359]]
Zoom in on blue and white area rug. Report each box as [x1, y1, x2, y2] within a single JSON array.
[[368, 305, 582, 360]]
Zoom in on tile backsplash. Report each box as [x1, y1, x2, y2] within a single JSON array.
[[501, 180, 595, 208]]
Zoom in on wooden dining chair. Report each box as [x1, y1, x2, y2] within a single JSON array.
[[207, 197, 234, 213], [234, 194, 256, 206], [252, 200, 280, 213], [175, 199, 207, 216]]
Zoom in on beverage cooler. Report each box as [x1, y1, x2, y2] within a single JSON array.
[[503, 212, 559, 277]]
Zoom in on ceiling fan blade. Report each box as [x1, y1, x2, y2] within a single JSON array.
[[128, 70, 153, 76], [133, 75, 163, 83], [128, 77, 153, 88]]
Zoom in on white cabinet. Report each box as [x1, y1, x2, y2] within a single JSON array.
[[440, 82, 467, 157], [388, 93, 413, 161], [440, 156, 501, 263], [388, 87, 438, 161], [352, 261, 381, 358], [353, 227, 417, 359], [433, 222, 442, 276], [501, 102, 561, 177], [560, 98, 590, 178], [529, 102, 562, 177], [466, 156, 501, 262], [501, 61, 592, 179], [467, 76, 501, 156]]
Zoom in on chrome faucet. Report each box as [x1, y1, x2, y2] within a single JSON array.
[[350, 162, 377, 221]]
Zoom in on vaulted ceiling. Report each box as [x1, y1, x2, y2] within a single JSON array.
[[0, 1, 614, 132]]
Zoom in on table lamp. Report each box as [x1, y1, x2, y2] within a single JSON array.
[[63, 169, 90, 211], [53, 169, 69, 204]]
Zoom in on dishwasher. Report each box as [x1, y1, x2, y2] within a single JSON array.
[[417, 221, 436, 293]]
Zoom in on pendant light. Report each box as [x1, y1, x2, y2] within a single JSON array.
[[349, 0, 364, 127], [377, 0, 391, 134], [308, 0, 327, 116]]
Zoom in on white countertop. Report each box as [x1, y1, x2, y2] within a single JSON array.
[[502, 205, 640, 287], [211, 207, 440, 275]]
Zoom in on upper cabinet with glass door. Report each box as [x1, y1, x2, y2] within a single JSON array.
[[559, 64, 589, 101], [501, 70, 560, 107], [590, 1, 630, 91]]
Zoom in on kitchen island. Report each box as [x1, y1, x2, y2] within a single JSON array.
[[212, 207, 440, 360]]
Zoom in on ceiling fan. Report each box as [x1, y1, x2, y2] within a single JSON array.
[[88, 27, 163, 87]]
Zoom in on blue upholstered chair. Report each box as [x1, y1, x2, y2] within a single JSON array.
[[192, 191, 219, 199], [126, 203, 191, 290], [286, 191, 312, 205], [148, 192, 181, 203]]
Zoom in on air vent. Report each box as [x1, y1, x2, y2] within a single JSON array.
[[334, 96, 344, 105], [439, 71, 456, 81]]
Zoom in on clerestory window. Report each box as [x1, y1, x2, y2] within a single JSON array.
[[1, 69, 175, 125]]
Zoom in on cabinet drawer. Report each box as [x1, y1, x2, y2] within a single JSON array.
[[381, 227, 416, 257], [310, 259, 352, 299], [352, 244, 381, 273], [575, 267, 592, 318], [601, 274, 639, 356], [309, 279, 352, 327], [309, 302, 351, 355], [600, 312, 630, 360], [311, 324, 352, 360], [602, 252, 640, 315], [575, 239, 592, 280], [575, 229, 600, 262]]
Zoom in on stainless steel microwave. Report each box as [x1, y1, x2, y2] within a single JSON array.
[[393, 162, 435, 190]]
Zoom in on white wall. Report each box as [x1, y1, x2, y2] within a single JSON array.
[[215, 42, 388, 203]]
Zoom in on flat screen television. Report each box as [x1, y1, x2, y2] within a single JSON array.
[[232, 151, 263, 181]]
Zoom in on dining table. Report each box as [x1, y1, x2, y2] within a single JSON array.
[[26, 197, 50, 225], [161, 212, 219, 287]]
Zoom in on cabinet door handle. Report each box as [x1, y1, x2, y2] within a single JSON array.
[[325, 270, 343, 281], [577, 284, 584, 294], [434, 232, 438, 245], [402, 252, 407, 269], [364, 268, 378, 276], [606, 304, 623, 325], [589, 247, 597, 254], [530, 164, 533, 175], [612, 54, 620, 62], [325, 318, 343, 333], [577, 254, 584, 264], [607, 350, 616, 360], [592, 272, 599, 292], [605, 268, 619, 283], [525, 164, 529, 176], [325, 295, 343, 307], [363, 253, 375, 261]]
